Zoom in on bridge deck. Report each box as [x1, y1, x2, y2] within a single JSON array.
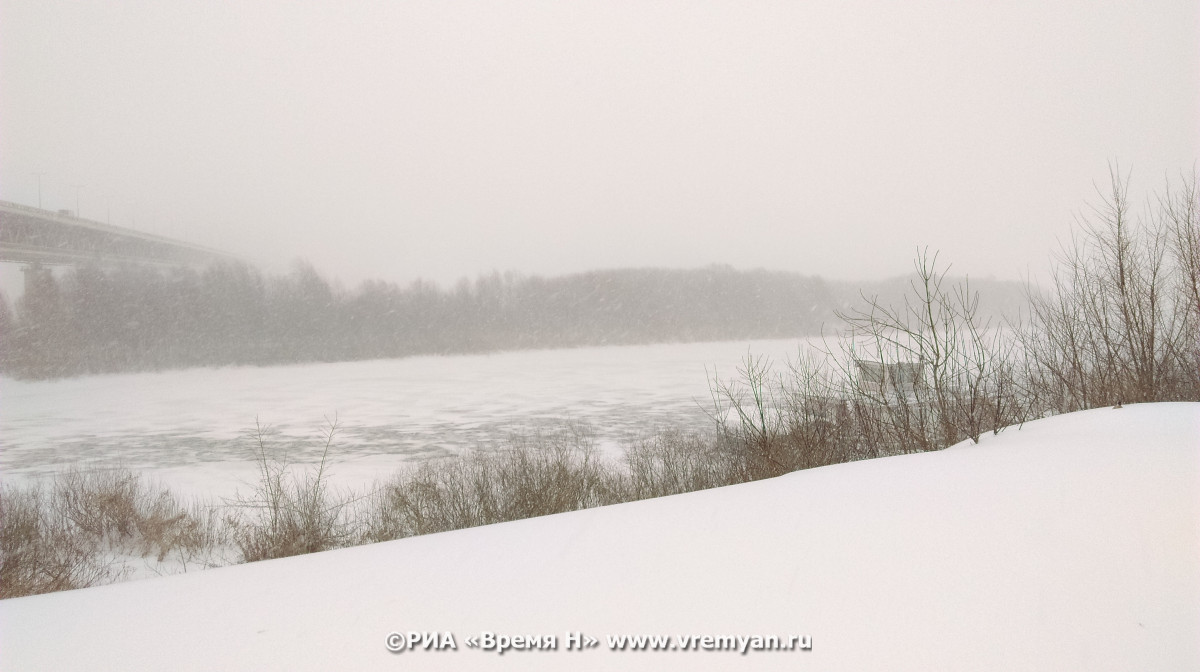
[[0, 200, 238, 267]]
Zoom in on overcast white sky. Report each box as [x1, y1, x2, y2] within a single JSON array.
[[1, 0, 1196, 290]]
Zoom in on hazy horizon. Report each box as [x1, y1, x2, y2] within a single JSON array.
[[2, 1, 1196, 295]]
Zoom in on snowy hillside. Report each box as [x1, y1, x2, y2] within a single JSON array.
[[1, 403, 1196, 671]]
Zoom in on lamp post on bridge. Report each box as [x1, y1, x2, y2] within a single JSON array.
[[32, 173, 44, 209], [71, 184, 84, 218]]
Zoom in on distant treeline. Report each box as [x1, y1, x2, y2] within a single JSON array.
[[0, 262, 853, 379]]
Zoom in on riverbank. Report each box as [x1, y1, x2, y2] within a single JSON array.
[[3, 403, 1196, 671]]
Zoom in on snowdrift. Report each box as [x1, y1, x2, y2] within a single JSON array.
[[2, 403, 1197, 671]]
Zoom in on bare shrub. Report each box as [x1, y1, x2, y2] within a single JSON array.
[[492, 425, 624, 519], [1161, 172, 1200, 396], [706, 250, 1026, 480], [365, 424, 625, 541], [623, 429, 740, 498], [364, 452, 493, 539], [835, 249, 1029, 449], [1022, 169, 1200, 412], [226, 417, 359, 562], [706, 354, 792, 480], [705, 350, 870, 481], [774, 350, 878, 465]]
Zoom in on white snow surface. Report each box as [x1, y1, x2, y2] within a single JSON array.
[[2, 403, 1197, 671]]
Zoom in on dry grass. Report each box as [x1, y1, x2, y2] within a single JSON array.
[[0, 469, 224, 599], [0, 483, 116, 598]]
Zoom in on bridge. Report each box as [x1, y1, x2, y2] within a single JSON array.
[[0, 200, 238, 268]]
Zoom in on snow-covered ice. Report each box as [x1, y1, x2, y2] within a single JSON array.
[[0, 338, 817, 498], [1, 402, 1196, 671]]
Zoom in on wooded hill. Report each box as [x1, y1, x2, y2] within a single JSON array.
[[0, 262, 1026, 379]]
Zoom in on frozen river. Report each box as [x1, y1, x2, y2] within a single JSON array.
[[0, 339, 817, 497]]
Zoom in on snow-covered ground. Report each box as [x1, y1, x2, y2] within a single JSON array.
[[2, 403, 1197, 671]]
